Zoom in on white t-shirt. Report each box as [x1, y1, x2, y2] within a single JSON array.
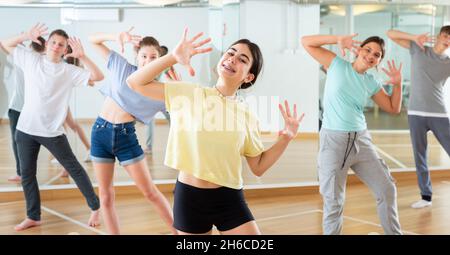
[[12, 46, 90, 137], [7, 53, 25, 112]]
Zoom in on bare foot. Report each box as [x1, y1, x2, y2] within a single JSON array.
[[8, 175, 21, 182], [60, 170, 69, 178], [14, 218, 41, 231], [88, 210, 101, 227]]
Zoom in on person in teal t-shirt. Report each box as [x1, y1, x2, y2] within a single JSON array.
[[302, 33, 403, 235]]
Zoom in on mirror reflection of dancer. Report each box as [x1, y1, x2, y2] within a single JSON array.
[[5, 38, 46, 183], [0, 24, 104, 231], [302, 33, 403, 235]]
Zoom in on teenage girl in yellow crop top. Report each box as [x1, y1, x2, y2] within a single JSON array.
[[127, 29, 304, 235]]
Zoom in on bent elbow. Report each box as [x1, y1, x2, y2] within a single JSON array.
[[252, 167, 265, 177], [96, 73, 105, 81], [126, 78, 136, 89], [386, 30, 395, 39], [301, 36, 309, 47], [389, 107, 401, 115]]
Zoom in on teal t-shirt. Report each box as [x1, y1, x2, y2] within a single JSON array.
[[322, 56, 382, 131]]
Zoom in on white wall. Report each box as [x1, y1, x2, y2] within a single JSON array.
[[240, 0, 320, 132]]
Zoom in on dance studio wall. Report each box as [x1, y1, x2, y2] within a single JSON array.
[[239, 0, 320, 132], [0, 2, 321, 133]]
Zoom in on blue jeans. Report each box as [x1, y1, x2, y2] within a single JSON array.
[[90, 117, 144, 166]]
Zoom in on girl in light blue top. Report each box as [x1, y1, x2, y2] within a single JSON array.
[[302, 34, 403, 235], [89, 28, 177, 235]]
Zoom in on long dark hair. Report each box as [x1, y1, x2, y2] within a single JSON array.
[[65, 45, 80, 66], [30, 36, 46, 53], [227, 39, 263, 90]]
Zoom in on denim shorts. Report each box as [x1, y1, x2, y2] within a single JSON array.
[[90, 117, 144, 166]]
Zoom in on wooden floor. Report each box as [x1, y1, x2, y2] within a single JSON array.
[[1, 121, 450, 234], [0, 122, 320, 189], [1, 121, 449, 189], [365, 109, 410, 130], [1, 171, 450, 235]]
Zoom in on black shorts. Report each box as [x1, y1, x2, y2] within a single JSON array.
[[173, 180, 254, 234]]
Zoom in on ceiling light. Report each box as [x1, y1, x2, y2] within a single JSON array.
[[134, 0, 185, 6]]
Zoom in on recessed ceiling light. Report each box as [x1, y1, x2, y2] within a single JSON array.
[[134, 0, 184, 6]]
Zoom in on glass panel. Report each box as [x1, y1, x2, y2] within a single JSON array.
[[354, 4, 445, 130], [0, 1, 240, 189]]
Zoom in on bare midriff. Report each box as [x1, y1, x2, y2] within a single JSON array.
[[99, 97, 135, 124]]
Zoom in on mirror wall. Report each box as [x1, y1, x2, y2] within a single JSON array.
[[0, 0, 249, 190], [320, 3, 450, 172]]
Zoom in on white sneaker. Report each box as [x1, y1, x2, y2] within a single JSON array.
[[51, 158, 61, 165], [411, 199, 432, 209]]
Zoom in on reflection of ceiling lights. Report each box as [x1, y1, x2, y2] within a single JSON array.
[[354, 5, 385, 15], [327, 5, 386, 16], [134, 0, 184, 6], [412, 4, 435, 16], [209, 0, 239, 7]]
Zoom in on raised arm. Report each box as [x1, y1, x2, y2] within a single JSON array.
[[246, 101, 304, 177], [0, 23, 48, 55], [372, 60, 403, 114], [127, 28, 212, 102], [386, 30, 434, 50], [301, 34, 361, 69], [67, 37, 104, 84], [88, 27, 142, 60]]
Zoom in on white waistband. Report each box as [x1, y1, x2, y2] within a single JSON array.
[[408, 111, 449, 118]]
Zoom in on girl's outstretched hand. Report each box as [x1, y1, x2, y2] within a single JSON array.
[[172, 27, 212, 76], [278, 100, 305, 140], [118, 26, 142, 53], [27, 23, 48, 45], [382, 59, 403, 86]]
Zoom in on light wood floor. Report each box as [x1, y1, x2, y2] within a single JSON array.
[[1, 171, 450, 235], [1, 122, 449, 189], [1, 121, 450, 234], [0, 122, 320, 189]]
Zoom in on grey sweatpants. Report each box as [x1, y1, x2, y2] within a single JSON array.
[[408, 115, 450, 201], [318, 129, 402, 235]]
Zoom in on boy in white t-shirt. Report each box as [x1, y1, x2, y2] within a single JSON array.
[[0, 23, 104, 231]]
